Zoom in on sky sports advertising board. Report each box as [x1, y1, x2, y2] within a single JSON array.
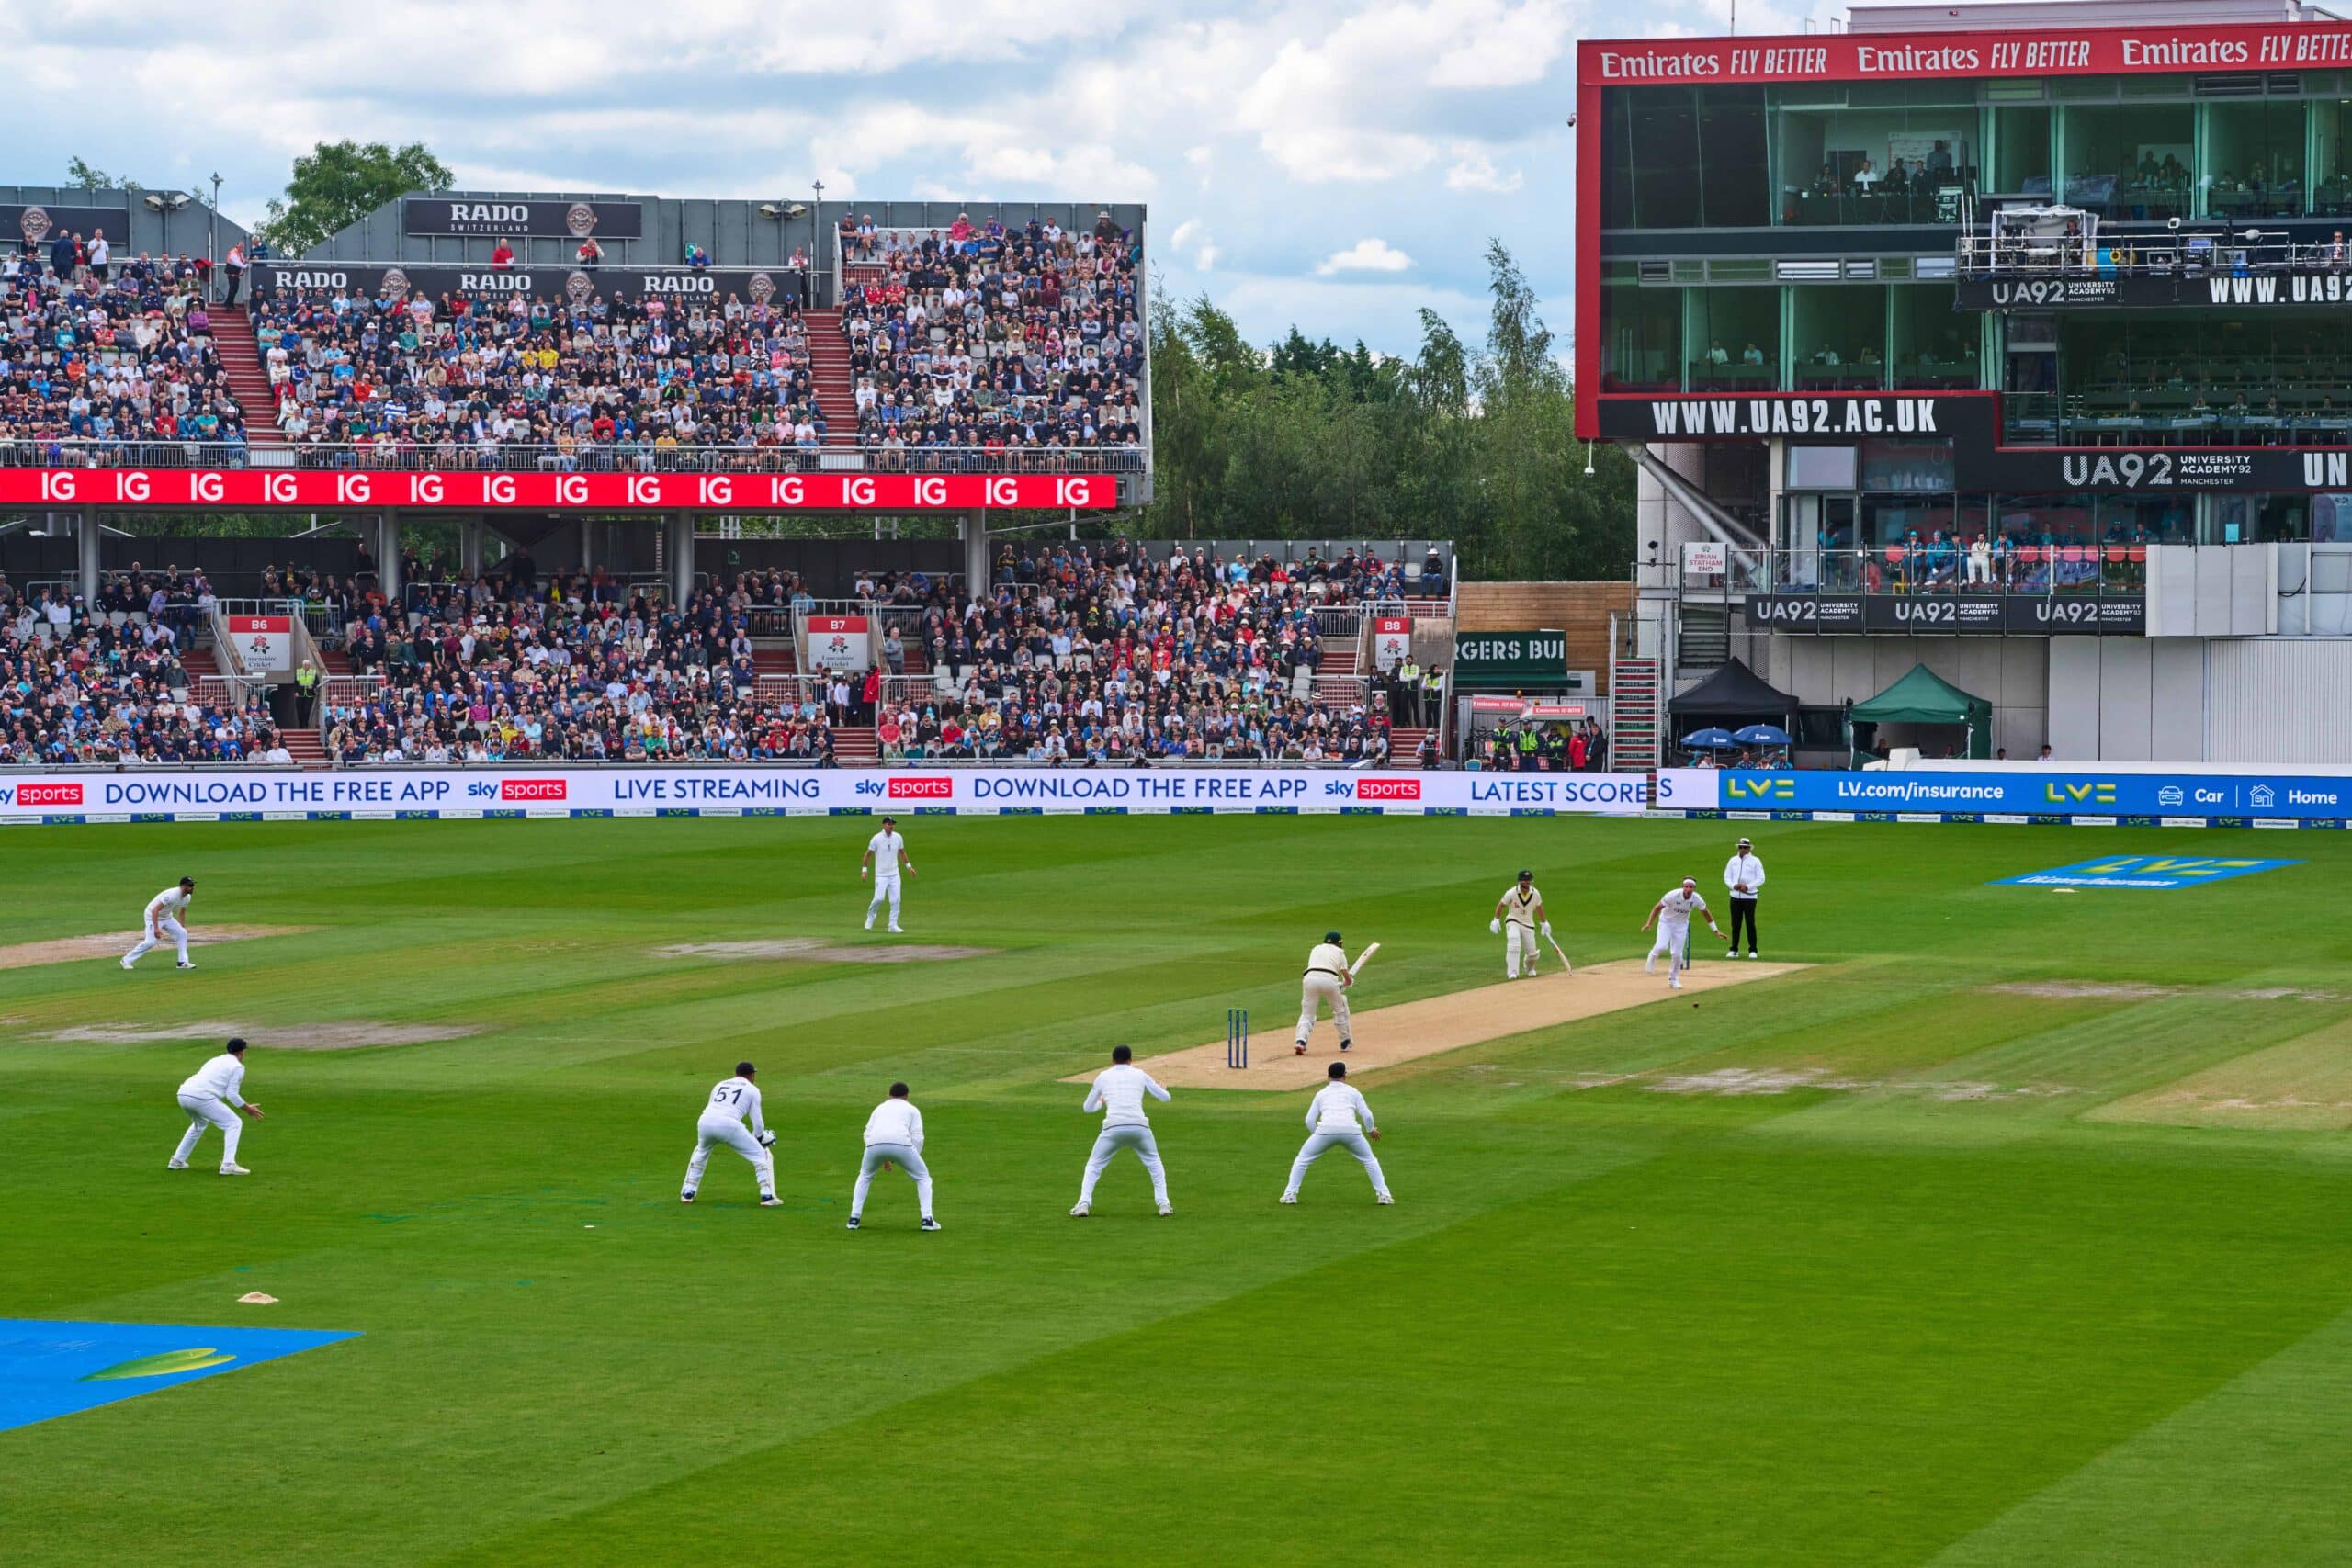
[[0, 768, 1650, 825], [1658, 769, 2352, 822]]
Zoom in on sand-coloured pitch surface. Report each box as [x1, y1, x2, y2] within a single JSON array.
[[41, 1021, 478, 1050], [1101, 959, 1809, 1090], [0, 925, 311, 971], [656, 940, 994, 964]]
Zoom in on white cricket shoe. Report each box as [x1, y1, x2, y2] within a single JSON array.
[[177, 961, 195, 970], [681, 1191, 696, 1203], [1157, 1203, 1174, 1217], [167, 1158, 188, 1170], [121, 958, 135, 971], [888, 925, 903, 934], [220, 1163, 251, 1176], [1279, 1193, 1298, 1205], [1376, 1192, 1396, 1205], [1069, 1202, 1091, 1218], [1669, 976, 1682, 990], [759, 1196, 784, 1208]]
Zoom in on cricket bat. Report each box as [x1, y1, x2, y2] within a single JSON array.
[[1544, 931, 1572, 975], [1349, 941, 1381, 980]]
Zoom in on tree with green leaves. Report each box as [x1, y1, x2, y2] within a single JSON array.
[[255, 141, 453, 255], [1136, 241, 1634, 581], [64, 157, 138, 191]]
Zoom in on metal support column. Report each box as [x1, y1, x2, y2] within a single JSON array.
[[379, 513, 402, 604], [580, 515, 594, 575], [961, 510, 989, 592], [77, 506, 100, 604], [459, 517, 483, 579], [669, 513, 696, 604]]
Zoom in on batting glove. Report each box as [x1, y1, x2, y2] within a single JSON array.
[[1540, 920, 1553, 938], [756, 1131, 776, 1147], [1488, 918, 1501, 935]]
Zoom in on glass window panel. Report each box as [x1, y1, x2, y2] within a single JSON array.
[[2062, 103, 2194, 220], [1600, 284, 1682, 391], [1993, 106, 2052, 197], [2202, 99, 2308, 219], [1770, 95, 1976, 225], [1890, 286, 1976, 389], [1688, 288, 1780, 389], [1790, 284, 1886, 388], [1695, 86, 1770, 228]]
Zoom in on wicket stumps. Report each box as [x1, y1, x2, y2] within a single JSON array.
[[1227, 1008, 1250, 1069]]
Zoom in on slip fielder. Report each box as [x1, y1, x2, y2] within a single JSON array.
[[1281, 1061, 1394, 1205], [1490, 868, 1553, 979], [682, 1061, 782, 1206], [860, 815, 915, 932], [122, 877, 198, 971], [1295, 929, 1354, 1055], [848, 1081, 939, 1231], [1641, 877, 1724, 991], [1072, 1044, 1172, 1217]]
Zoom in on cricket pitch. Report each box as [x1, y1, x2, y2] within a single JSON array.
[[1090, 958, 1811, 1090]]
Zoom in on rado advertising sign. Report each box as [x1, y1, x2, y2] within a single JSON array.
[[249, 262, 805, 308], [402, 198, 645, 240]]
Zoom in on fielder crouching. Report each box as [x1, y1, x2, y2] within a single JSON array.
[[849, 1081, 938, 1231], [683, 1061, 781, 1207], [1282, 1061, 1393, 1205]]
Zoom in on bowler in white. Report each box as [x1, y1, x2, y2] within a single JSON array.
[[1642, 878, 1724, 989], [860, 814, 916, 932], [170, 1037, 263, 1174], [848, 1081, 939, 1230], [1072, 1044, 1173, 1217], [123, 876, 198, 970], [1282, 1061, 1393, 1204], [682, 1061, 782, 1206]]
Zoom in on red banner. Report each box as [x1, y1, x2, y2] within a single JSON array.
[[1580, 20, 2352, 85], [0, 468, 1119, 513]]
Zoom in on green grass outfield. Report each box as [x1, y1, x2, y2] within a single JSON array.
[[4, 815, 2351, 1566]]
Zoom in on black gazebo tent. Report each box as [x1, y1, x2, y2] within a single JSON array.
[[1668, 659, 1800, 739]]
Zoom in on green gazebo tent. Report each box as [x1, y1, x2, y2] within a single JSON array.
[[1847, 663, 1994, 761]]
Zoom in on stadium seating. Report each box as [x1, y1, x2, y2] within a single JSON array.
[[0, 248, 248, 462], [836, 213, 1146, 465], [0, 570, 283, 763]]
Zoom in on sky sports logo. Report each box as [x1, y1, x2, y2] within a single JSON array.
[[1644, 397, 1943, 437], [888, 777, 954, 799], [1354, 780, 1423, 802], [498, 779, 568, 802], [3, 783, 84, 807]]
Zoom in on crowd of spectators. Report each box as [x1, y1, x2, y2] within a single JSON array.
[[0, 243, 246, 461], [0, 569, 286, 764], [858, 540, 1412, 763], [323, 565, 841, 763], [253, 280, 834, 461], [1475, 716, 1609, 773], [836, 212, 1145, 465]]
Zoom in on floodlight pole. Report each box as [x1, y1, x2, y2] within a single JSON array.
[[209, 172, 221, 301]]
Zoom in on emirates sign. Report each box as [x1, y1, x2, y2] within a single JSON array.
[[0, 469, 1118, 513]]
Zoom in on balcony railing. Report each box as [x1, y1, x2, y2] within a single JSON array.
[[1675, 546, 2150, 597], [0, 439, 1147, 477]]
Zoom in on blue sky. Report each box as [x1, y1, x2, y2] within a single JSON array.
[[3, 0, 1834, 355]]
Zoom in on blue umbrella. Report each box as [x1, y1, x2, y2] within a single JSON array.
[[1679, 728, 1738, 750], [1733, 723, 1792, 747]]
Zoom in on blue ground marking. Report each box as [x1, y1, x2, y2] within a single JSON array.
[[0, 1318, 357, 1432], [1992, 855, 2299, 891]]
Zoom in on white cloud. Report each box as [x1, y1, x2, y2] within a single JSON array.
[[1446, 148, 1524, 194], [1318, 238, 1414, 275], [1430, 0, 1574, 88]]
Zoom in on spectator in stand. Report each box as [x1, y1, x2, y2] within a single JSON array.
[[222, 243, 246, 305], [491, 238, 516, 269], [87, 229, 110, 283], [577, 234, 603, 269]]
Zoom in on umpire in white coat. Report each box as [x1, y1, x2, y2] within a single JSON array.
[[1723, 836, 1766, 958]]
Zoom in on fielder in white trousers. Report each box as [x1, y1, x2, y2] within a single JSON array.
[[170, 1039, 259, 1173], [1283, 1065, 1392, 1203], [851, 1083, 937, 1228], [682, 1067, 777, 1204], [1074, 1052, 1172, 1215], [124, 878, 198, 969], [1642, 881, 1721, 991]]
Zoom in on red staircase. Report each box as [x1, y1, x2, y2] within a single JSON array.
[[1390, 726, 1431, 761], [802, 308, 860, 449], [831, 727, 879, 764], [752, 642, 797, 676], [204, 304, 287, 453]]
